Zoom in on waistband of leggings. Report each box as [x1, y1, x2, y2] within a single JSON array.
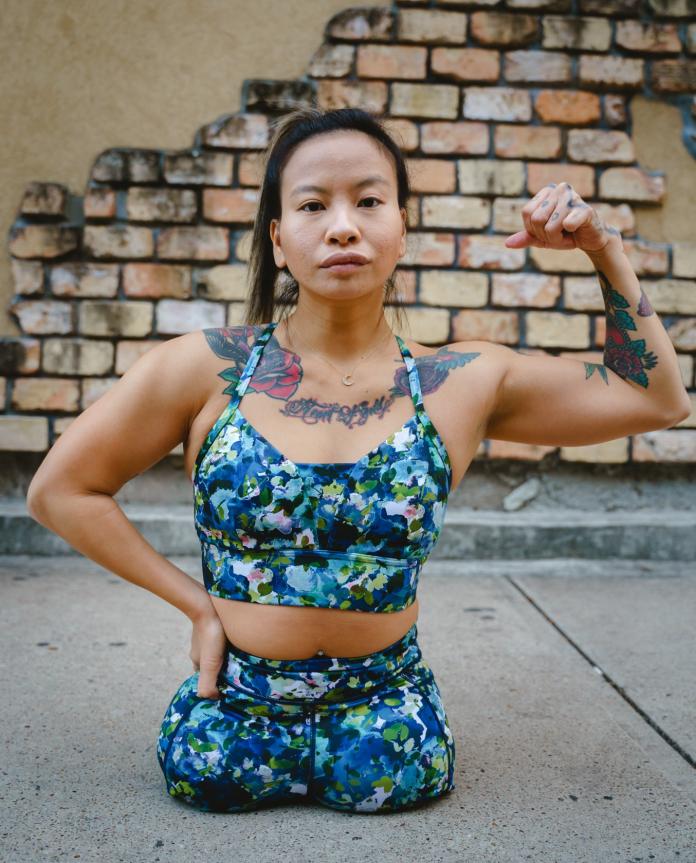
[[218, 622, 422, 704]]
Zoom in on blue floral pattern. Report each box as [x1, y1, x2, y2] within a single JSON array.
[[192, 321, 452, 612]]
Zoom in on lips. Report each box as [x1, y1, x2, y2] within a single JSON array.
[[320, 252, 369, 267]]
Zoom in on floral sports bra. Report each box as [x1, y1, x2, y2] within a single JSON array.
[[192, 321, 452, 613]]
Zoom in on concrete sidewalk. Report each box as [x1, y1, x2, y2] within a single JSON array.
[[1, 555, 695, 863]]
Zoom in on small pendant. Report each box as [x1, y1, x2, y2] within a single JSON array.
[[342, 374, 354, 386]]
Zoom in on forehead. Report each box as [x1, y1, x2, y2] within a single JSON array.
[[281, 130, 396, 197]]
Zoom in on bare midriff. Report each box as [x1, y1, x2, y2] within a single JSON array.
[[208, 594, 420, 660]]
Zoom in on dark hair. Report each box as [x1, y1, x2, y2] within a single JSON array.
[[244, 106, 412, 331]]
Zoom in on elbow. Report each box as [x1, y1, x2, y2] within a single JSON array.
[[661, 398, 693, 428]]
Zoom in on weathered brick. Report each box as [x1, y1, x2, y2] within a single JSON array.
[[12, 378, 80, 412], [462, 87, 532, 122], [0, 338, 40, 375], [622, 240, 669, 276], [203, 189, 260, 224], [494, 124, 561, 159], [90, 149, 160, 184], [560, 439, 629, 463], [470, 11, 538, 47], [598, 167, 665, 203], [357, 44, 427, 79], [688, 22, 696, 54], [391, 82, 459, 119], [327, 7, 394, 41], [421, 121, 488, 155], [157, 227, 229, 261], [641, 279, 696, 314], [458, 235, 526, 270], [123, 264, 192, 299], [488, 439, 557, 460], [504, 50, 571, 83], [402, 232, 456, 266], [672, 242, 696, 278], [84, 187, 117, 219], [196, 265, 249, 301], [225, 303, 249, 327], [492, 197, 530, 234], [398, 307, 451, 344], [674, 393, 696, 428], [530, 247, 596, 273], [458, 159, 525, 195], [238, 153, 264, 187], [390, 269, 417, 305], [11, 260, 43, 295], [50, 263, 119, 297], [234, 231, 253, 262], [156, 299, 226, 334], [567, 129, 635, 164], [542, 16, 611, 51], [651, 59, 696, 94], [615, 20, 681, 53], [526, 311, 590, 347], [603, 94, 628, 127], [0, 416, 48, 452], [407, 158, 457, 193], [81, 377, 120, 409], [491, 273, 561, 307], [79, 301, 154, 337], [535, 90, 601, 124], [163, 152, 233, 186], [201, 112, 269, 149], [316, 80, 388, 113], [677, 353, 693, 388], [430, 47, 499, 82], [451, 309, 519, 343], [420, 270, 488, 306], [526, 163, 595, 197], [20, 182, 68, 217], [382, 119, 420, 151], [8, 225, 79, 259], [42, 339, 114, 375], [632, 430, 696, 462], [595, 316, 606, 347], [307, 43, 355, 78], [406, 197, 420, 227], [665, 318, 696, 351], [578, 55, 644, 88], [422, 196, 491, 229], [84, 225, 154, 259], [10, 300, 72, 335], [564, 275, 606, 311], [245, 82, 314, 117], [397, 9, 468, 44], [115, 340, 161, 375], [126, 188, 197, 223]]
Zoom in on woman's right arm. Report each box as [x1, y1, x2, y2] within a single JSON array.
[[25, 331, 216, 625]]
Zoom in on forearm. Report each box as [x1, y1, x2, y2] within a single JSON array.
[[28, 489, 215, 622], [585, 236, 691, 417]]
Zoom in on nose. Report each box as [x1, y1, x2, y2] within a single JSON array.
[[325, 203, 361, 243]]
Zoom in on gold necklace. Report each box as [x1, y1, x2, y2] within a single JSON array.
[[286, 317, 394, 386]]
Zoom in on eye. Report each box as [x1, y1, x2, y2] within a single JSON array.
[[298, 197, 382, 213]]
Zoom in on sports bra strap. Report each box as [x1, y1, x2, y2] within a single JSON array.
[[227, 321, 425, 415], [227, 321, 278, 412]]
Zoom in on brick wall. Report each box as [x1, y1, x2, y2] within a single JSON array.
[[2, 0, 696, 465]]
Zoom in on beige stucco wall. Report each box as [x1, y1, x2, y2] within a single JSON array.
[[1, 0, 694, 337]]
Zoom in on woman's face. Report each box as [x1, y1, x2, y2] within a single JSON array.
[[269, 129, 407, 302]]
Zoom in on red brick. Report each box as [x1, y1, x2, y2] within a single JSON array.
[[203, 188, 260, 224], [535, 90, 601, 124], [421, 121, 489, 155], [494, 125, 561, 159], [406, 158, 457, 193], [316, 80, 388, 113], [470, 11, 538, 47], [527, 163, 595, 198], [356, 44, 427, 79], [431, 47, 499, 82]]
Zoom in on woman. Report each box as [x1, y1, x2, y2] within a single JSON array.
[[26, 107, 690, 814]]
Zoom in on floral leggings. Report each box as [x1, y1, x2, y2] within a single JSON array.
[[156, 623, 456, 813]]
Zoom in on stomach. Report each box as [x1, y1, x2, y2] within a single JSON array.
[[208, 595, 420, 660]]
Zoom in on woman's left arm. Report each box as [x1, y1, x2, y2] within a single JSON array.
[[466, 183, 691, 447]]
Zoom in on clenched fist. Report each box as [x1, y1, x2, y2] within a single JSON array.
[[504, 182, 622, 255]]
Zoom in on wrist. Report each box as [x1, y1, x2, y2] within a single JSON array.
[[186, 587, 218, 623], [584, 234, 624, 266]]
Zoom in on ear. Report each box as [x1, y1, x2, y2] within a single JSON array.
[[269, 218, 287, 269], [398, 207, 407, 259]]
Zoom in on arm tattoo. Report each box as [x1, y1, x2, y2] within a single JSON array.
[[598, 270, 658, 389], [584, 362, 609, 385], [203, 327, 481, 430]]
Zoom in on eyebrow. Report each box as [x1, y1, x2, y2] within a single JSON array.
[[289, 175, 391, 199]]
